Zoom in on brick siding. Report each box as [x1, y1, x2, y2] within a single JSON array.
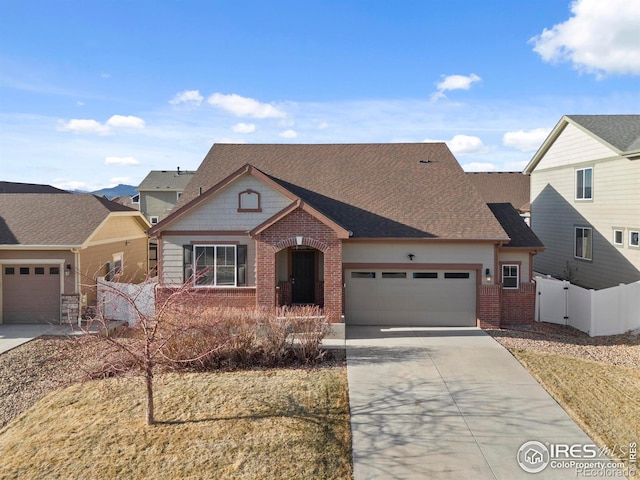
[[500, 282, 536, 325], [255, 208, 343, 322], [156, 286, 256, 309], [478, 285, 501, 329]]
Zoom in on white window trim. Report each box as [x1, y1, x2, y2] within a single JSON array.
[[176, 191, 182, 201], [575, 226, 593, 260], [150, 216, 159, 225], [613, 229, 624, 246], [501, 264, 519, 290], [193, 244, 237, 287], [630, 230, 640, 248], [131, 194, 140, 204], [575, 167, 593, 201]]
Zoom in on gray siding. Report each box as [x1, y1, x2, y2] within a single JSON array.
[[170, 174, 292, 231], [161, 235, 256, 286], [140, 191, 179, 222], [530, 126, 640, 289]]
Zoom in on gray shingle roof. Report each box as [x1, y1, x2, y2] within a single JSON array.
[[466, 172, 530, 213], [174, 143, 509, 240], [567, 115, 640, 153], [138, 170, 196, 191], [487, 203, 544, 249], [0, 194, 136, 246], [0, 181, 68, 194]]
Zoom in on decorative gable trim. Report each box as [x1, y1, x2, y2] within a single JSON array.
[[249, 199, 351, 239], [148, 163, 298, 236]]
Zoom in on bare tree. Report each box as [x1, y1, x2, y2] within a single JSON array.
[[83, 275, 219, 426]]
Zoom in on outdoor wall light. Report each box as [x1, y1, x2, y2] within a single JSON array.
[[65, 264, 72, 277], [407, 253, 415, 261], [485, 268, 492, 283]]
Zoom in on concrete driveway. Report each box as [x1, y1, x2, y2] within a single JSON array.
[[0, 323, 111, 355], [347, 326, 622, 479]]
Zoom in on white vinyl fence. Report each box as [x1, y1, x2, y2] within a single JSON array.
[[97, 277, 157, 325], [535, 276, 640, 336]]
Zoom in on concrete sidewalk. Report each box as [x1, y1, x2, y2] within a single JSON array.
[[0, 322, 122, 355], [346, 326, 623, 479]]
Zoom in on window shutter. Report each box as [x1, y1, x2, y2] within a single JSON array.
[[183, 245, 193, 284], [237, 244, 247, 286]]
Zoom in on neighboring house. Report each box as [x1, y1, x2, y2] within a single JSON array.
[[0, 194, 150, 324], [137, 168, 195, 225], [525, 115, 640, 289], [0, 181, 67, 194], [466, 172, 531, 224], [149, 143, 544, 330]]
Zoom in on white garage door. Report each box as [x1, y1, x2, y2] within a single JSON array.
[[345, 269, 477, 326], [2, 265, 61, 324]]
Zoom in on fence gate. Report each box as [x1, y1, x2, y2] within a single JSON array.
[[536, 276, 569, 325]]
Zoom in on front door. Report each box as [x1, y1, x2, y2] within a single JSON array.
[[291, 250, 315, 304]]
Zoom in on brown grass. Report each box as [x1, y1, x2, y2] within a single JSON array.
[[0, 367, 353, 480], [511, 348, 640, 479]]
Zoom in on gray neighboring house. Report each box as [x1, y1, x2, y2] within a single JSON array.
[[137, 168, 196, 225], [524, 114, 640, 289]]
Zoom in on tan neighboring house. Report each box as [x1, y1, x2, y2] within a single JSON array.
[[525, 115, 640, 289], [137, 168, 195, 225], [466, 172, 531, 224], [149, 143, 544, 331], [0, 194, 150, 324]]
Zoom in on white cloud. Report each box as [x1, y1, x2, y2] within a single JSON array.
[[317, 121, 329, 129], [503, 128, 551, 152], [170, 90, 203, 106], [100, 73, 111, 79], [58, 118, 110, 135], [279, 129, 298, 139], [106, 115, 145, 129], [207, 93, 286, 118], [445, 134, 486, 155], [232, 122, 256, 133], [58, 115, 145, 135], [104, 156, 139, 166], [431, 73, 482, 100], [530, 0, 640, 76], [76, 101, 85, 107], [462, 162, 498, 172]]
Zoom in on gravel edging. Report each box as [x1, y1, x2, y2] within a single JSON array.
[[0, 336, 101, 428], [487, 322, 640, 370]]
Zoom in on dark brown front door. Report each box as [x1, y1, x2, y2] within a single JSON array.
[[291, 250, 315, 304]]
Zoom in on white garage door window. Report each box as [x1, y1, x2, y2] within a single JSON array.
[[345, 269, 477, 326], [2, 265, 61, 324]]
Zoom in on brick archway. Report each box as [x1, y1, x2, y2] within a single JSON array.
[[254, 208, 343, 322]]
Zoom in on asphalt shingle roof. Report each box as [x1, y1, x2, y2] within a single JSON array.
[[0, 194, 135, 246], [567, 115, 640, 153], [487, 203, 544, 248], [466, 172, 530, 213], [138, 170, 196, 191], [0, 181, 67, 194], [175, 143, 509, 240]]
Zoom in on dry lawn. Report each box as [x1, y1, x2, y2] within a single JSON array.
[[0, 368, 353, 480], [510, 348, 640, 479]]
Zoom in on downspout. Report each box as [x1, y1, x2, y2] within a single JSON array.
[[72, 248, 81, 325]]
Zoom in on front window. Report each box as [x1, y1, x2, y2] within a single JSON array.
[[630, 231, 639, 248], [576, 167, 593, 200], [194, 245, 236, 286], [502, 265, 519, 289], [613, 229, 623, 246], [575, 227, 593, 260]]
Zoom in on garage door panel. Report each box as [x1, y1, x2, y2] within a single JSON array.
[[2, 265, 61, 324], [346, 269, 476, 327]]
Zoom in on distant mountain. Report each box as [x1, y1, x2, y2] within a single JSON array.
[[90, 184, 137, 199]]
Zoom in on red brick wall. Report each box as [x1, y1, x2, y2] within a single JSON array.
[[478, 285, 501, 329], [255, 208, 343, 322], [156, 286, 256, 309], [501, 282, 536, 325]]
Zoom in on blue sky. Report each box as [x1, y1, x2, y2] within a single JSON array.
[[1, 0, 639, 191]]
